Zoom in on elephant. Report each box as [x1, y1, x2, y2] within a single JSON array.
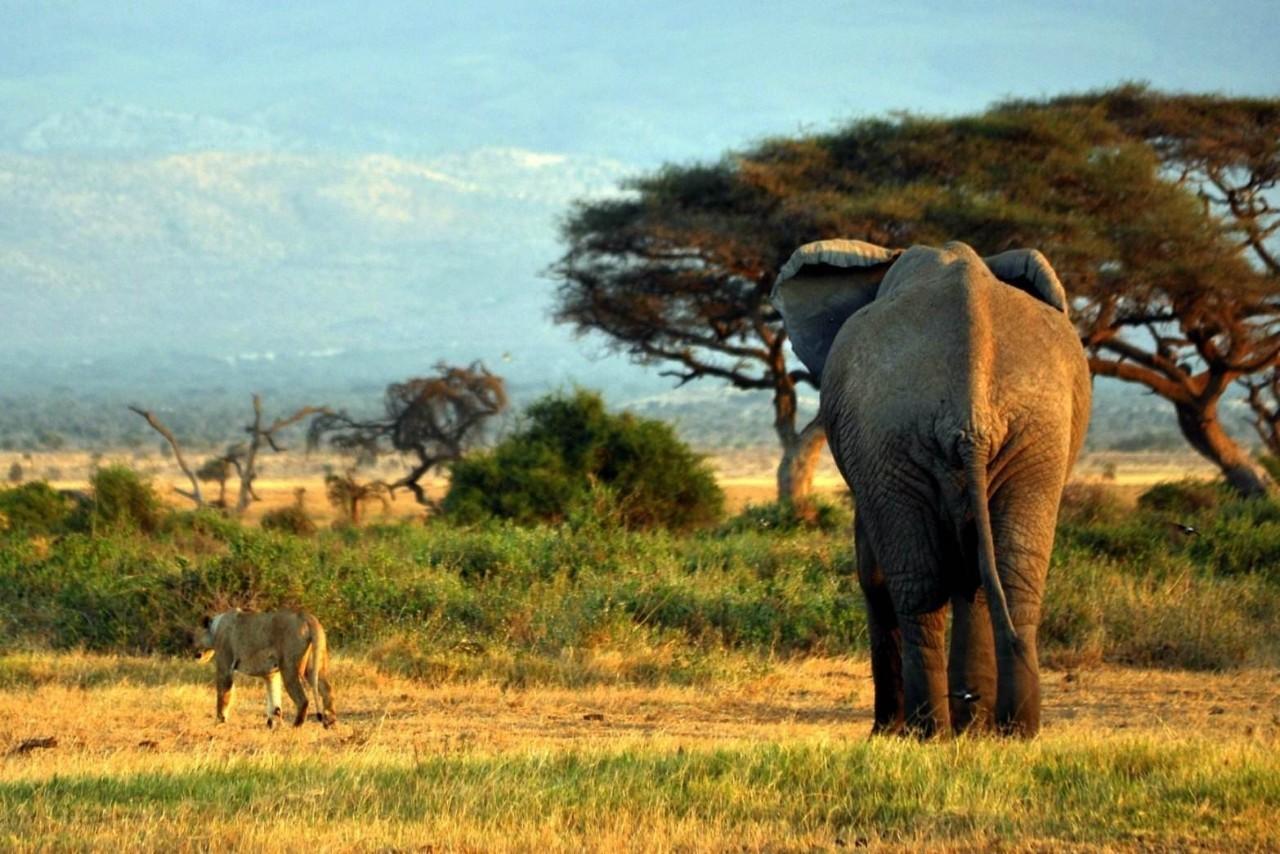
[[771, 239, 1091, 737]]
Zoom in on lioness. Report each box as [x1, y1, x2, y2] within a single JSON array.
[[193, 608, 337, 729]]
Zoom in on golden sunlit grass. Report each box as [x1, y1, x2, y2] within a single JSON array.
[[12, 448, 1221, 520], [1, 651, 1277, 850]]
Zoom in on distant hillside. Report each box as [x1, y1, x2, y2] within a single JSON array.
[[0, 146, 631, 365], [0, 349, 1263, 458]]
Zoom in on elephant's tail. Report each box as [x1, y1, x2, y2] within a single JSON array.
[[962, 444, 1027, 666]]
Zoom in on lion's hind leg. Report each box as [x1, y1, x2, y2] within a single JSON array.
[[316, 675, 336, 728], [313, 666, 336, 728], [307, 647, 336, 728], [283, 662, 311, 727], [265, 671, 284, 729]]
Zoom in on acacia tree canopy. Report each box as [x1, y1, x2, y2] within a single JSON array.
[[552, 86, 1280, 497]]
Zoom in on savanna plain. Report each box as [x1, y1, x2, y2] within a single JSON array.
[[1, 451, 1279, 851]]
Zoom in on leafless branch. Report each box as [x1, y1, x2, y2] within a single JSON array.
[[127, 405, 203, 507]]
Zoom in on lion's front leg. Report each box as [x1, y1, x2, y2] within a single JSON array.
[[264, 671, 284, 729], [216, 671, 235, 723]]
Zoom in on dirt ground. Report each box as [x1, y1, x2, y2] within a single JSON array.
[[2, 657, 1276, 769]]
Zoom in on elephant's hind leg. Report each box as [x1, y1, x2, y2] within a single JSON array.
[[900, 608, 949, 737], [948, 589, 996, 734], [989, 466, 1061, 737], [857, 517, 903, 734]]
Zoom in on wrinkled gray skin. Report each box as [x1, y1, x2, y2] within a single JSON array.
[[773, 240, 1091, 737]]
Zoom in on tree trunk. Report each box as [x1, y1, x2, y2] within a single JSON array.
[[392, 451, 435, 506], [772, 371, 830, 510], [1175, 402, 1275, 498], [777, 418, 828, 510], [237, 396, 264, 514]]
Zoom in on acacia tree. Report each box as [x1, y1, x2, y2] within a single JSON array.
[[196, 455, 234, 506], [1034, 88, 1280, 495], [307, 362, 507, 506], [552, 165, 828, 508], [553, 86, 1279, 499], [323, 470, 392, 525]]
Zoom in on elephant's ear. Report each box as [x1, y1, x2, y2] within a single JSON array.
[[771, 239, 902, 381], [983, 249, 1068, 314]]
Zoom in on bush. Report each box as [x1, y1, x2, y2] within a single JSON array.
[[87, 465, 163, 533], [0, 481, 75, 536], [721, 498, 852, 535], [1057, 482, 1127, 526], [443, 389, 723, 531], [1, 516, 1278, 672], [261, 487, 319, 536], [261, 502, 318, 536], [1137, 479, 1222, 516], [162, 507, 243, 545]]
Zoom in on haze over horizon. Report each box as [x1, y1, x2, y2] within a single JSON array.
[[2, 0, 1278, 400]]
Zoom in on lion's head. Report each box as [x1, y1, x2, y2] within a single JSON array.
[[191, 613, 223, 663]]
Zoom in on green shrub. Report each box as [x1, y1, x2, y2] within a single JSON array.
[[1057, 482, 1127, 526], [162, 508, 243, 542], [720, 498, 853, 535], [1137, 479, 1222, 515], [2, 503, 1279, 674], [0, 481, 75, 536], [1055, 517, 1168, 561], [260, 505, 318, 536], [1259, 454, 1280, 482], [1187, 515, 1280, 579], [86, 465, 163, 533], [443, 389, 723, 531]]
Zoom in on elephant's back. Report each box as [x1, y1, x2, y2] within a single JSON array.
[[984, 284, 1092, 458], [821, 275, 1090, 466]]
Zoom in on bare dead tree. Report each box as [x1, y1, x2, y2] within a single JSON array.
[[307, 362, 507, 506], [235, 395, 333, 514], [127, 405, 203, 506]]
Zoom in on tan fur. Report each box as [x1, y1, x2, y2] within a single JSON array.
[[192, 609, 337, 728]]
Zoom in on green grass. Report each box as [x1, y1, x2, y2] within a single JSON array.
[[2, 487, 1280, 683], [2, 738, 1276, 850]]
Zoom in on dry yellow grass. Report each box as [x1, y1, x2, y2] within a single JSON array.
[[2, 653, 1276, 772], [8, 447, 1220, 520], [2, 653, 1278, 851]]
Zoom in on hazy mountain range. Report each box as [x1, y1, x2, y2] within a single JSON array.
[[0, 102, 1264, 454], [1, 103, 644, 392]]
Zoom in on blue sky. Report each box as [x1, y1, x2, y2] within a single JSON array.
[[3, 0, 1277, 163]]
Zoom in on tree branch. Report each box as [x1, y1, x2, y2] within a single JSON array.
[[127, 405, 203, 507]]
